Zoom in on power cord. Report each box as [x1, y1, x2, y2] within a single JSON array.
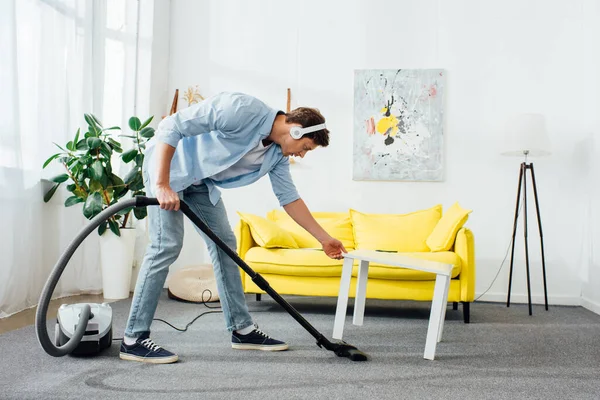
[[112, 289, 266, 341], [153, 289, 222, 332], [473, 202, 522, 302]]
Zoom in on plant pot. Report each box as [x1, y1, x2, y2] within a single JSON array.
[[99, 227, 137, 300]]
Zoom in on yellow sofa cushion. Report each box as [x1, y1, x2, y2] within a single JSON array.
[[426, 202, 472, 252], [267, 210, 354, 249], [236, 212, 298, 249], [350, 205, 442, 252], [244, 248, 460, 281], [244, 247, 346, 277]]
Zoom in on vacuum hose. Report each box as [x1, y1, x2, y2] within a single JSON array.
[[37, 196, 368, 361], [35, 197, 145, 357]]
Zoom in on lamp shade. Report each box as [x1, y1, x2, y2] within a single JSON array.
[[501, 113, 552, 157]]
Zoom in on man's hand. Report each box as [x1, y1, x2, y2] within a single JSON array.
[[155, 185, 180, 211], [321, 237, 347, 260]]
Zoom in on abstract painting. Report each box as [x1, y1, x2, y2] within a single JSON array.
[[353, 69, 445, 181]]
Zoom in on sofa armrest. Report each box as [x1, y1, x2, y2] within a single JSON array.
[[235, 219, 257, 290], [455, 227, 475, 302]]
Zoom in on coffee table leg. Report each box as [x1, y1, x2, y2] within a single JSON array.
[[333, 257, 354, 340], [437, 274, 450, 342], [424, 273, 450, 360], [353, 260, 370, 326]]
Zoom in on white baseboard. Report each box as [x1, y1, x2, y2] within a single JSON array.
[[581, 297, 600, 315], [475, 292, 581, 306]]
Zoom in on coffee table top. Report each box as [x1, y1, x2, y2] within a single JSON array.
[[343, 249, 453, 276]]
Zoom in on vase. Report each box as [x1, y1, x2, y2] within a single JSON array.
[[99, 227, 137, 300]]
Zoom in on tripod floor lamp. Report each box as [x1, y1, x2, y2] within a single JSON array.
[[501, 113, 551, 315]]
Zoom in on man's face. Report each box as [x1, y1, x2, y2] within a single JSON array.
[[282, 136, 317, 158]]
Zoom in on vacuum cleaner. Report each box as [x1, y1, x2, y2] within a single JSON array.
[[35, 196, 368, 361]]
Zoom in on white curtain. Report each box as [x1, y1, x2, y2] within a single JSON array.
[[0, 0, 143, 318]]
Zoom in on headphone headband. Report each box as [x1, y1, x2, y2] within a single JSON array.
[[290, 123, 327, 139]]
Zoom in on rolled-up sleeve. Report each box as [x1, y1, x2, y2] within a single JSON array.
[[155, 92, 249, 148], [268, 156, 301, 207]]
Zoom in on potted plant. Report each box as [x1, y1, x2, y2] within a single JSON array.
[[42, 114, 155, 299]]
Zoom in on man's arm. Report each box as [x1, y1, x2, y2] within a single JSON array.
[[268, 156, 346, 259], [283, 198, 332, 244], [284, 199, 347, 260], [154, 142, 181, 210]]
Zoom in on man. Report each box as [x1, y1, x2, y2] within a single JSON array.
[[119, 92, 347, 364]]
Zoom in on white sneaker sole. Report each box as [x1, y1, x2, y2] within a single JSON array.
[[231, 343, 289, 351], [119, 352, 179, 364]]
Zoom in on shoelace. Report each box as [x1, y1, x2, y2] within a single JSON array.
[[140, 338, 162, 352], [253, 325, 272, 339]]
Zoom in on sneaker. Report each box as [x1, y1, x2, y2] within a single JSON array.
[[119, 332, 179, 364], [231, 325, 289, 351]]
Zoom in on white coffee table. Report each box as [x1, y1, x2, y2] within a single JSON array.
[[332, 249, 454, 360]]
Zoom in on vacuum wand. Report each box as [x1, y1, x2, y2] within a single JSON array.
[[136, 197, 368, 361]]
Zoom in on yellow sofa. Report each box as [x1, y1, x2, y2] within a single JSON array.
[[235, 203, 475, 323]]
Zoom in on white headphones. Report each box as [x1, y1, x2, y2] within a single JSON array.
[[289, 123, 327, 140]]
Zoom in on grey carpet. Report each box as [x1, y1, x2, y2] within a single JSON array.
[[1, 291, 599, 400]]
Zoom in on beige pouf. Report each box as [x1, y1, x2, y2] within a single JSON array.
[[167, 264, 220, 303]]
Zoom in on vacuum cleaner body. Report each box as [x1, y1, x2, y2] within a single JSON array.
[[55, 303, 113, 355]]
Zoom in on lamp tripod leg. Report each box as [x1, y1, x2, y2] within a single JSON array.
[[523, 165, 533, 316], [529, 163, 549, 311], [507, 163, 524, 308]]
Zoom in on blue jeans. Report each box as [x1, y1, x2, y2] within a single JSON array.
[[124, 182, 254, 338]]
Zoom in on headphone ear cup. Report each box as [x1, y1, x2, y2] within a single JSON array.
[[290, 127, 302, 139]]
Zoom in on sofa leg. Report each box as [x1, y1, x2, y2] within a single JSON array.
[[256, 294, 261, 302], [463, 302, 470, 323], [452, 302, 458, 311]]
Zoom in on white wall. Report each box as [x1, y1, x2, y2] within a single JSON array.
[[165, 0, 599, 305], [580, 0, 600, 314]]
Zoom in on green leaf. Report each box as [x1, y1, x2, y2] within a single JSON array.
[[128, 174, 145, 191], [140, 116, 154, 129], [84, 114, 97, 129], [128, 116, 141, 131], [73, 128, 80, 145], [90, 160, 104, 181], [76, 139, 88, 151], [42, 153, 61, 169], [133, 206, 147, 220], [51, 174, 69, 183], [64, 196, 84, 207], [135, 154, 144, 168], [53, 142, 68, 153], [90, 114, 103, 127], [122, 149, 138, 163], [99, 171, 110, 189], [83, 192, 103, 219], [139, 127, 155, 138], [43, 183, 60, 202], [108, 137, 122, 148], [89, 179, 102, 193], [103, 126, 121, 131], [108, 219, 121, 236], [66, 141, 74, 151], [118, 135, 137, 139], [100, 142, 112, 159], [86, 137, 102, 150], [66, 183, 76, 192], [78, 154, 92, 165], [98, 222, 108, 236], [124, 167, 139, 184]]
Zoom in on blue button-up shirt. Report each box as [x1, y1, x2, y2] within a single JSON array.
[[143, 92, 300, 206]]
